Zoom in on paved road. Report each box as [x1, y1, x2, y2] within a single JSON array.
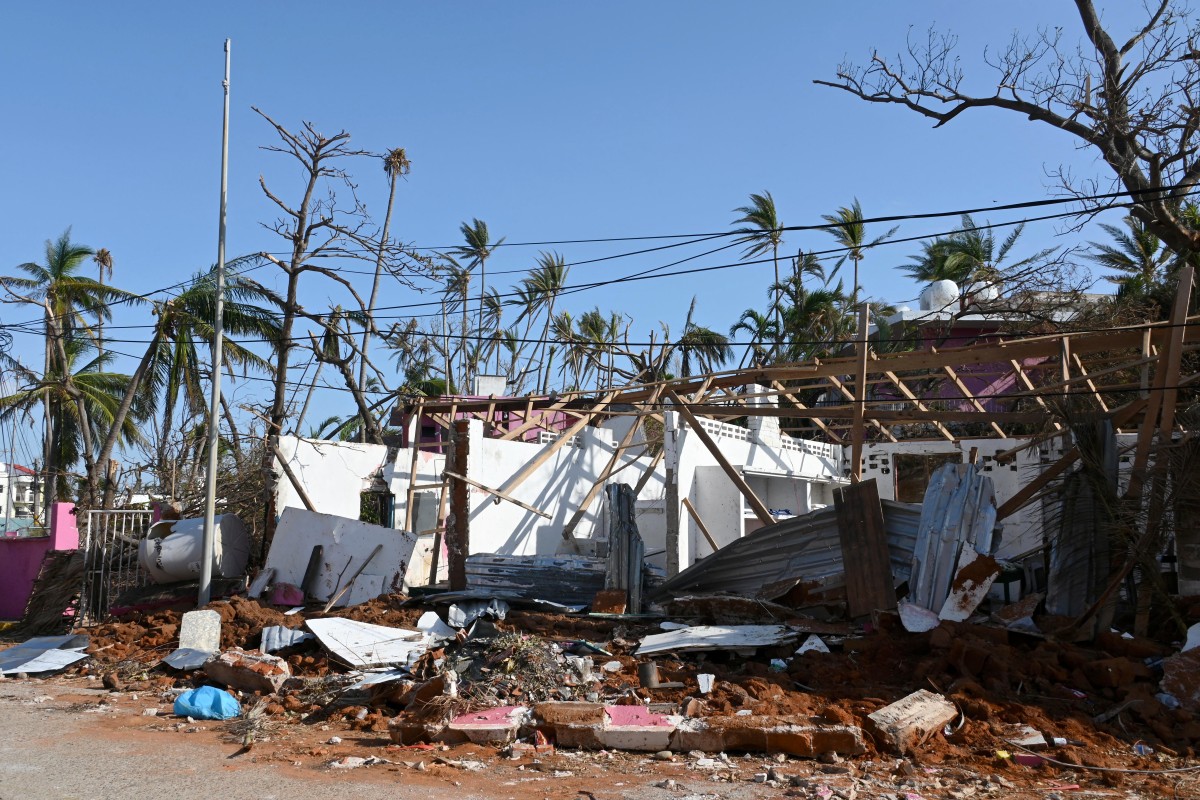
[[0, 681, 490, 800]]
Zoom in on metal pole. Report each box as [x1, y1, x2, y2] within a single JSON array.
[[198, 38, 231, 608]]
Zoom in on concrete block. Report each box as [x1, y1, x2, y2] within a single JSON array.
[[866, 689, 957, 754], [671, 716, 865, 757], [598, 705, 676, 751], [447, 705, 529, 744], [203, 648, 290, 694]]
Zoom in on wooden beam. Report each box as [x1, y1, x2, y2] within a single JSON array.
[[850, 304, 870, 482], [632, 449, 664, 497], [667, 389, 774, 526], [499, 395, 573, 441], [496, 390, 618, 497], [833, 479, 895, 616], [403, 399, 426, 531], [674, 405, 1048, 423], [824, 373, 898, 442], [1071, 352, 1109, 412], [1128, 266, 1194, 500], [769, 379, 844, 444], [942, 364, 1007, 438], [876, 364, 955, 442], [269, 438, 316, 512], [561, 389, 663, 539], [446, 420, 470, 591], [442, 469, 552, 519], [1008, 358, 1064, 430], [681, 496, 721, 554]]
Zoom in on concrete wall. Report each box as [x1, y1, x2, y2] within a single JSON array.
[[0, 502, 79, 620], [274, 436, 388, 520]]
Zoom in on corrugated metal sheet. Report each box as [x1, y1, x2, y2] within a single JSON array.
[[650, 500, 923, 604], [465, 553, 607, 606]]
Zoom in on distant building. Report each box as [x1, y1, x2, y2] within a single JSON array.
[[0, 462, 38, 534]]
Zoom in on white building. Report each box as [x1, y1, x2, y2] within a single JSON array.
[[0, 462, 37, 533]]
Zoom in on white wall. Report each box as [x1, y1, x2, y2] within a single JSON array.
[[463, 419, 666, 557], [664, 407, 844, 573], [274, 437, 388, 520]]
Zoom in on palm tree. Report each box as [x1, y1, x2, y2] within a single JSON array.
[[0, 230, 137, 506], [450, 218, 505, 379], [821, 199, 898, 307], [509, 252, 569, 393], [360, 147, 411, 422], [1085, 214, 1174, 299], [0, 341, 144, 502], [93, 248, 113, 356], [671, 297, 733, 378], [438, 254, 472, 387], [95, 260, 281, 507], [901, 214, 1055, 291], [733, 192, 785, 330], [729, 309, 778, 368]]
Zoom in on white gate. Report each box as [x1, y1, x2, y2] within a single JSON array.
[[78, 509, 155, 623]]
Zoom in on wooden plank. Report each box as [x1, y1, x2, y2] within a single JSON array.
[[834, 478, 895, 616], [442, 469, 552, 519], [1127, 265, 1194, 500], [824, 373, 899, 442], [1071, 352, 1109, 412], [942, 364, 1006, 438], [561, 387, 664, 540], [667, 389, 775, 526], [1009, 358, 1064, 430], [499, 395, 573, 441], [403, 399, 426, 531], [496, 390, 618, 497], [681, 496, 721, 554], [269, 438, 316, 512], [632, 449, 664, 497], [877, 365, 955, 442], [769, 379, 845, 444], [446, 420, 470, 591], [850, 304, 870, 482]]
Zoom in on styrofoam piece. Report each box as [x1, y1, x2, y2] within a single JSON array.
[[635, 625, 798, 656], [263, 508, 417, 608], [138, 514, 250, 583], [417, 611, 457, 642], [348, 669, 409, 690], [0, 635, 89, 675], [305, 617, 424, 668], [162, 648, 215, 671], [898, 601, 940, 633], [1184, 622, 1200, 653], [247, 568, 274, 599], [697, 673, 715, 694], [796, 634, 830, 655], [178, 610, 221, 652], [260, 625, 314, 653]]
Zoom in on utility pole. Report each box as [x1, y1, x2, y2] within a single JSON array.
[[198, 38, 231, 608]]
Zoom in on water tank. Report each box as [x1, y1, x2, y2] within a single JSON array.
[[138, 514, 250, 584], [963, 281, 1001, 304], [919, 280, 960, 311]]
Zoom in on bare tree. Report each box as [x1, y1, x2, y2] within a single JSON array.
[[816, 1, 1200, 256]]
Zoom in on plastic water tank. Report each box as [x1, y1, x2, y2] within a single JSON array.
[[963, 281, 1001, 304], [919, 279, 960, 310], [138, 514, 250, 584]]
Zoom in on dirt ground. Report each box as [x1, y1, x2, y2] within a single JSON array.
[[6, 593, 1200, 799]]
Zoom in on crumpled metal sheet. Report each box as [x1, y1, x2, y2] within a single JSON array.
[[465, 554, 607, 607], [0, 635, 89, 675]]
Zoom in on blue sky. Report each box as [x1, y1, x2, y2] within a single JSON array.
[[0, 2, 1153, 452]]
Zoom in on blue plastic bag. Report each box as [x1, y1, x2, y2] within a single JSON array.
[[174, 685, 241, 720]]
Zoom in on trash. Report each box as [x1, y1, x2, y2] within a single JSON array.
[[1012, 753, 1044, 767], [638, 661, 684, 689], [635, 625, 799, 656], [326, 736, 342, 744], [203, 648, 291, 693], [796, 634, 830, 655], [305, 617, 424, 669], [163, 610, 222, 670], [329, 756, 391, 769], [269, 583, 305, 606], [416, 611, 458, 643], [446, 598, 509, 628], [259, 625, 314, 654], [866, 689, 958, 754], [1007, 725, 1048, 750], [0, 634, 89, 675], [601, 660, 623, 673], [769, 658, 788, 671], [1134, 742, 1154, 756], [697, 673, 715, 694], [897, 601, 941, 634], [173, 686, 240, 720]]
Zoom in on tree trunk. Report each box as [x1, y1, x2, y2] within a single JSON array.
[[96, 329, 163, 508], [359, 170, 399, 439]]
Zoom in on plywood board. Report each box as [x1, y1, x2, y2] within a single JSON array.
[[834, 479, 895, 616]]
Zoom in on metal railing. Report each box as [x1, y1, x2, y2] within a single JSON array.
[[78, 509, 156, 624]]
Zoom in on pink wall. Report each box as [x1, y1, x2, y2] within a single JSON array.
[[0, 503, 79, 620]]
